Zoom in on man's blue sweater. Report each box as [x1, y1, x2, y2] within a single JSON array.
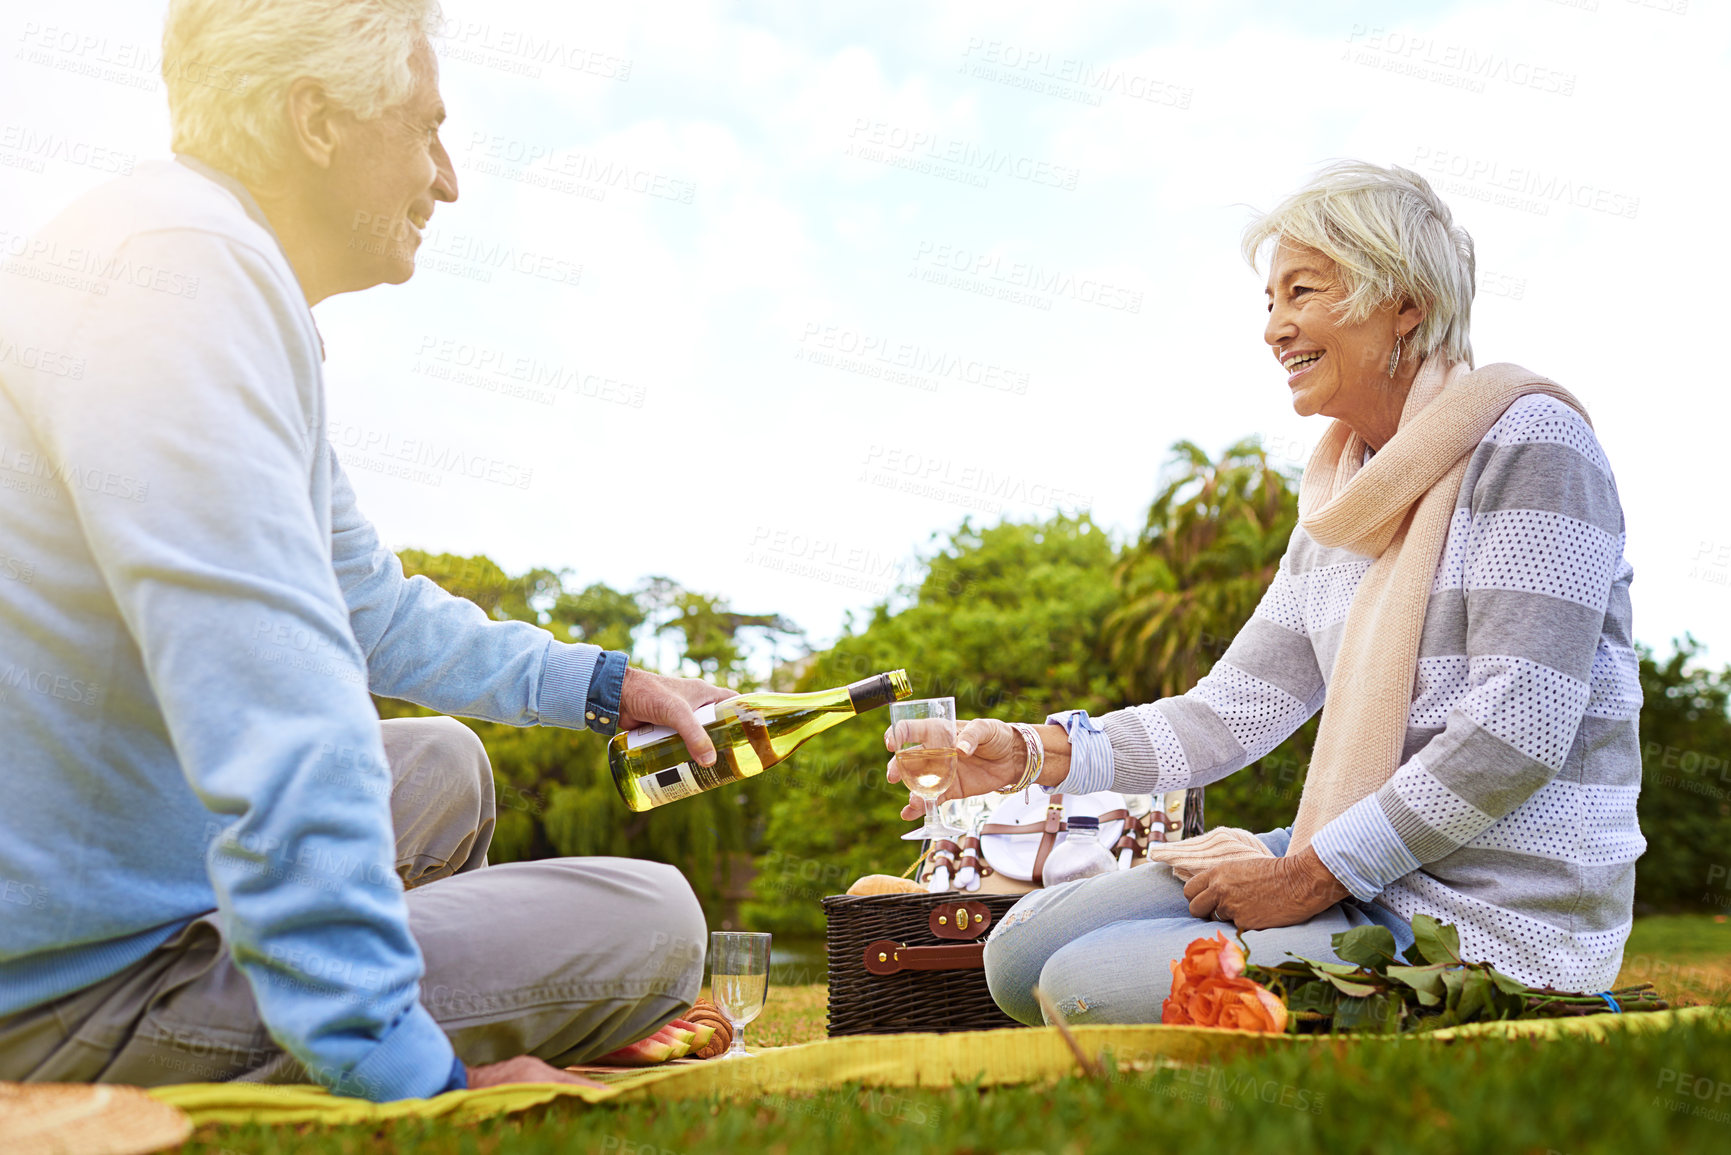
[[0, 158, 621, 1099]]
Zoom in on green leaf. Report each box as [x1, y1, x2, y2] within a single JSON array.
[[1385, 965, 1449, 1007], [1456, 970, 1494, 1022], [1333, 992, 1398, 1032], [1487, 967, 1530, 996], [1410, 915, 1462, 966], [1252, 961, 1320, 984], [1332, 925, 1400, 970], [1308, 960, 1372, 977], [1287, 983, 1340, 1016], [1439, 967, 1467, 1014], [1381, 992, 1408, 1033], [1324, 973, 1383, 998]]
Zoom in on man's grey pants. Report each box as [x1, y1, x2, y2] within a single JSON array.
[[0, 717, 707, 1086]]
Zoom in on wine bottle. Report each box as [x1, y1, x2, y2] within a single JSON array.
[[609, 669, 912, 812]]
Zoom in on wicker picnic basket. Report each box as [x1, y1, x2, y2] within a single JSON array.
[[822, 891, 1023, 1036], [822, 787, 1206, 1036]]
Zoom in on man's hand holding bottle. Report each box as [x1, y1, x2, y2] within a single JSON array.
[[617, 667, 739, 767]]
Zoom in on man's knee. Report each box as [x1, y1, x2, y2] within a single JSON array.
[[406, 718, 490, 806], [637, 862, 707, 988], [424, 716, 490, 778]]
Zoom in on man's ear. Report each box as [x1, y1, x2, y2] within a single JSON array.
[[284, 77, 339, 170]]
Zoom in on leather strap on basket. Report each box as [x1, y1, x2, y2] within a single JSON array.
[[929, 901, 992, 940], [863, 939, 985, 975], [1030, 796, 1064, 886], [981, 799, 1137, 886], [958, 834, 990, 878], [1146, 810, 1183, 844], [923, 839, 959, 883]]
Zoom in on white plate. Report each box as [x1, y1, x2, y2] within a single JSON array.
[[978, 789, 1129, 883]]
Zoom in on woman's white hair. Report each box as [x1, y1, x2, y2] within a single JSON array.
[[162, 0, 444, 187], [1241, 161, 1476, 367]]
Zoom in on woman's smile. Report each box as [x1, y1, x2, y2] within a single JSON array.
[[1284, 349, 1325, 385]]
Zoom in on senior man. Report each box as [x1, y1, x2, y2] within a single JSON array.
[[0, 0, 723, 1099]]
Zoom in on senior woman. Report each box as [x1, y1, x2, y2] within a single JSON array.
[[889, 161, 1642, 1026]]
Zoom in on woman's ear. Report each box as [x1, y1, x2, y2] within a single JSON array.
[[1395, 297, 1426, 341]]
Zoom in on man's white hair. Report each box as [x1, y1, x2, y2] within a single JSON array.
[[1241, 161, 1476, 367], [162, 0, 444, 187]]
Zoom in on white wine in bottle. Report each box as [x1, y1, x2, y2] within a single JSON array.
[[609, 669, 912, 811]]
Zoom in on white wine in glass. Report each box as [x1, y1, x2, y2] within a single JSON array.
[[709, 931, 771, 1059], [889, 698, 958, 842]]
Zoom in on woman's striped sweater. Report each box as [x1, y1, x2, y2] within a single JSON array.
[[1066, 393, 1643, 992]]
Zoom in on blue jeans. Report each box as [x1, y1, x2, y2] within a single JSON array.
[[982, 828, 1412, 1025]]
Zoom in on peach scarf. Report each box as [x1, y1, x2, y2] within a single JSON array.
[[1146, 357, 1589, 879]]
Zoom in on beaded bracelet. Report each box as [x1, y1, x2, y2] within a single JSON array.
[[996, 722, 1045, 794]]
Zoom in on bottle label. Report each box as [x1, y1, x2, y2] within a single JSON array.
[[624, 702, 717, 750], [637, 762, 702, 807]]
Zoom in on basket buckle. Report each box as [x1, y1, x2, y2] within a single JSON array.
[[930, 901, 992, 940]]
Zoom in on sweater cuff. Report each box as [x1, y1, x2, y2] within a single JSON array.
[[536, 641, 602, 730], [1098, 707, 1190, 795], [441, 1056, 468, 1094], [1046, 710, 1114, 795], [1309, 794, 1422, 903], [329, 1003, 457, 1102], [582, 650, 629, 735]]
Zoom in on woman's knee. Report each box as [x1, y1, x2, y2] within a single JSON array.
[[1035, 916, 1215, 1025], [1034, 936, 1157, 1025], [983, 943, 1043, 1026], [983, 894, 1057, 1026]]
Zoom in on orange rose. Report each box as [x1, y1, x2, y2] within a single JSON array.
[[1161, 935, 1287, 1034], [1168, 976, 1287, 1033], [1211, 977, 1289, 1034], [1183, 977, 1232, 1026], [1176, 931, 1246, 985]]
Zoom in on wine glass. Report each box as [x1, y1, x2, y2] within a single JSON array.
[[709, 931, 771, 1059], [888, 697, 958, 842]]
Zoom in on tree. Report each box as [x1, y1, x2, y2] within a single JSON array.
[[659, 590, 804, 685], [553, 581, 646, 654], [1102, 439, 1314, 834], [1104, 438, 1297, 703], [378, 554, 773, 920], [1631, 636, 1731, 912]]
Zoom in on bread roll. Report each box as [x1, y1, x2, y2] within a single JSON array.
[[846, 873, 925, 896]]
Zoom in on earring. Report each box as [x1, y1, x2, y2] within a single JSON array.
[[1386, 333, 1403, 379]]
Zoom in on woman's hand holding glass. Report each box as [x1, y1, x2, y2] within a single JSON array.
[[885, 717, 1070, 821]]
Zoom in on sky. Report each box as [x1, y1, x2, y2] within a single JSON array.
[[3, 0, 1727, 672]]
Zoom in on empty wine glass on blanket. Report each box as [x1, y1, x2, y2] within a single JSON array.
[[888, 697, 958, 842], [709, 931, 771, 1059]]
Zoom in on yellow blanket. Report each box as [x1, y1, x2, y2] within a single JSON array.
[[146, 1007, 1727, 1127]]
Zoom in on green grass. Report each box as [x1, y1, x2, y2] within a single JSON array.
[[172, 915, 1731, 1155], [1619, 913, 1731, 1005]]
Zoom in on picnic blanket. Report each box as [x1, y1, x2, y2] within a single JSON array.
[[144, 1007, 1728, 1127]]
